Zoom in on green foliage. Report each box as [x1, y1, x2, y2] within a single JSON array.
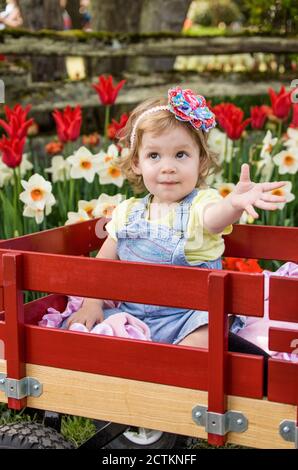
[[244, 0, 298, 33], [191, 0, 243, 27], [61, 415, 96, 447]]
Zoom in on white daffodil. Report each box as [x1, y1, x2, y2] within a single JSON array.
[[284, 128, 298, 149], [239, 210, 255, 225], [23, 201, 54, 224], [120, 147, 130, 159], [78, 199, 99, 218], [45, 155, 71, 182], [214, 182, 235, 198], [67, 146, 102, 183], [260, 130, 278, 159], [269, 181, 295, 210], [97, 144, 125, 188], [273, 148, 298, 175], [19, 173, 56, 211], [65, 209, 91, 225], [93, 193, 123, 218], [20, 153, 33, 177], [256, 153, 275, 181], [208, 128, 233, 163], [205, 170, 224, 187], [0, 158, 13, 187]]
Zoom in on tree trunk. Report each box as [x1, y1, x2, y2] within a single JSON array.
[[90, 0, 142, 76], [17, 0, 66, 82], [133, 0, 193, 73], [65, 0, 82, 29]]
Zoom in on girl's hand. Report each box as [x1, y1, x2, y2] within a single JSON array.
[[65, 306, 104, 331], [229, 163, 287, 219]]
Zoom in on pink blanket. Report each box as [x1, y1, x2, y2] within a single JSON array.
[[238, 262, 298, 361], [38, 298, 151, 341]]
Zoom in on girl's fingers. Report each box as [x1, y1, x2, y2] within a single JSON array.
[[245, 204, 259, 219], [254, 200, 278, 211], [239, 163, 251, 183], [261, 181, 287, 191], [261, 194, 287, 203]]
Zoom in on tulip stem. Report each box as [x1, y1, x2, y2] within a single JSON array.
[[104, 105, 111, 140]]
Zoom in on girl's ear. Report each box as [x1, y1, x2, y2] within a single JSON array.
[[131, 158, 142, 175]]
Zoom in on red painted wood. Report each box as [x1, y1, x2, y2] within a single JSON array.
[[0, 217, 108, 256], [0, 287, 3, 312], [269, 327, 298, 354], [23, 294, 67, 325], [208, 272, 229, 446], [2, 253, 26, 410], [0, 251, 264, 316], [23, 324, 264, 398], [225, 225, 298, 262], [269, 277, 298, 322], [268, 359, 298, 405]]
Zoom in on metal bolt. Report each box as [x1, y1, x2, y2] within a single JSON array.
[[195, 411, 202, 419], [237, 418, 243, 426], [33, 384, 39, 390], [283, 426, 290, 434], [0, 379, 5, 385]]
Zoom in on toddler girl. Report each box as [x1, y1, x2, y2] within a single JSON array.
[[65, 86, 287, 349]]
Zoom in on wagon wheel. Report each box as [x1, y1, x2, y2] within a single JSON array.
[[106, 426, 178, 449], [0, 422, 73, 449]]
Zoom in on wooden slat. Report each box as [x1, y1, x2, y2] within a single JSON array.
[[0, 360, 295, 449], [0, 287, 3, 312], [23, 324, 264, 398], [2, 253, 26, 409], [0, 218, 105, 255], [268, 359, 298, 405], [269, 327, 298, 354], [208, 272, 229, 445], [0, 252, 264, 316], [225, 225, 298, 262], [269, 277, 298, 322]]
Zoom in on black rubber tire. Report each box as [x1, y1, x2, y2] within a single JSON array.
[[106, 428, 178, 449], [0, 422, 73, 449]]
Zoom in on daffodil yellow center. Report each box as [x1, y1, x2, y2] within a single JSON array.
[[85, 206, 93, 217], [31, 188, 44, 201], [220, 188, 231, 198], [80, 160, 92, 169], [266, 144, 273, 153], [108, 166, 121, 178], [284, 155, 294, 166], [102, 205, 116, 217], [272, 189, 284, 197], [105, 155, 113, 163]]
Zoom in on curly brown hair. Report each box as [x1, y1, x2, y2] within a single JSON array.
[[117, 97, 220, 194]]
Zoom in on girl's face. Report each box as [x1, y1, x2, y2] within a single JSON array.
[[132, 125, 200, 204]]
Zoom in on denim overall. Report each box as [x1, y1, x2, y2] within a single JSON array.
[[103, 188, 244, 344]]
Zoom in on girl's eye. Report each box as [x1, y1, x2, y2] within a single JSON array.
[[148, 153, 160, 160], [176, 151, 188, 159]]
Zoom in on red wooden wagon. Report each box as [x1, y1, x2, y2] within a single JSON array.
[[0, 220, 297, 449]]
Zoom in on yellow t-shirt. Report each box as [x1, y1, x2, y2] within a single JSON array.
[[105, 189, 232, 263]]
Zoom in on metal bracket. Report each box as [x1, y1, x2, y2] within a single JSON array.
[[192, 405, 248, 436], [279, 420, 298, 448], [0, 373, 42, 399]]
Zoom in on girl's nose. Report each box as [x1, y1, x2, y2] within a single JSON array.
[[161, 159, 176, 173]]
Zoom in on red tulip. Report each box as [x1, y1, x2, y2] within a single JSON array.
[[250, 105, 271, 129], [52, 105, 82, 143], [107, 113, 129, 139], [268, 86, 292, 120], [0, 104, 34, 140], [223, 257, 262, 273], [0, 135, 26, 168], [92, 75, 126, 106], [212, 103, 251, 140], [289, 103, 298, 129]]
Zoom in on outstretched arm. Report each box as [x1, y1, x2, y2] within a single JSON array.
[[203, 164, 287, 234]]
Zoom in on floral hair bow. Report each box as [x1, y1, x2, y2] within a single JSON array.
[[168, 86, 216, 132]]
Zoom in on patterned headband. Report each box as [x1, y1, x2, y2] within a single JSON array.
[[130, 86, 216, 149]]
